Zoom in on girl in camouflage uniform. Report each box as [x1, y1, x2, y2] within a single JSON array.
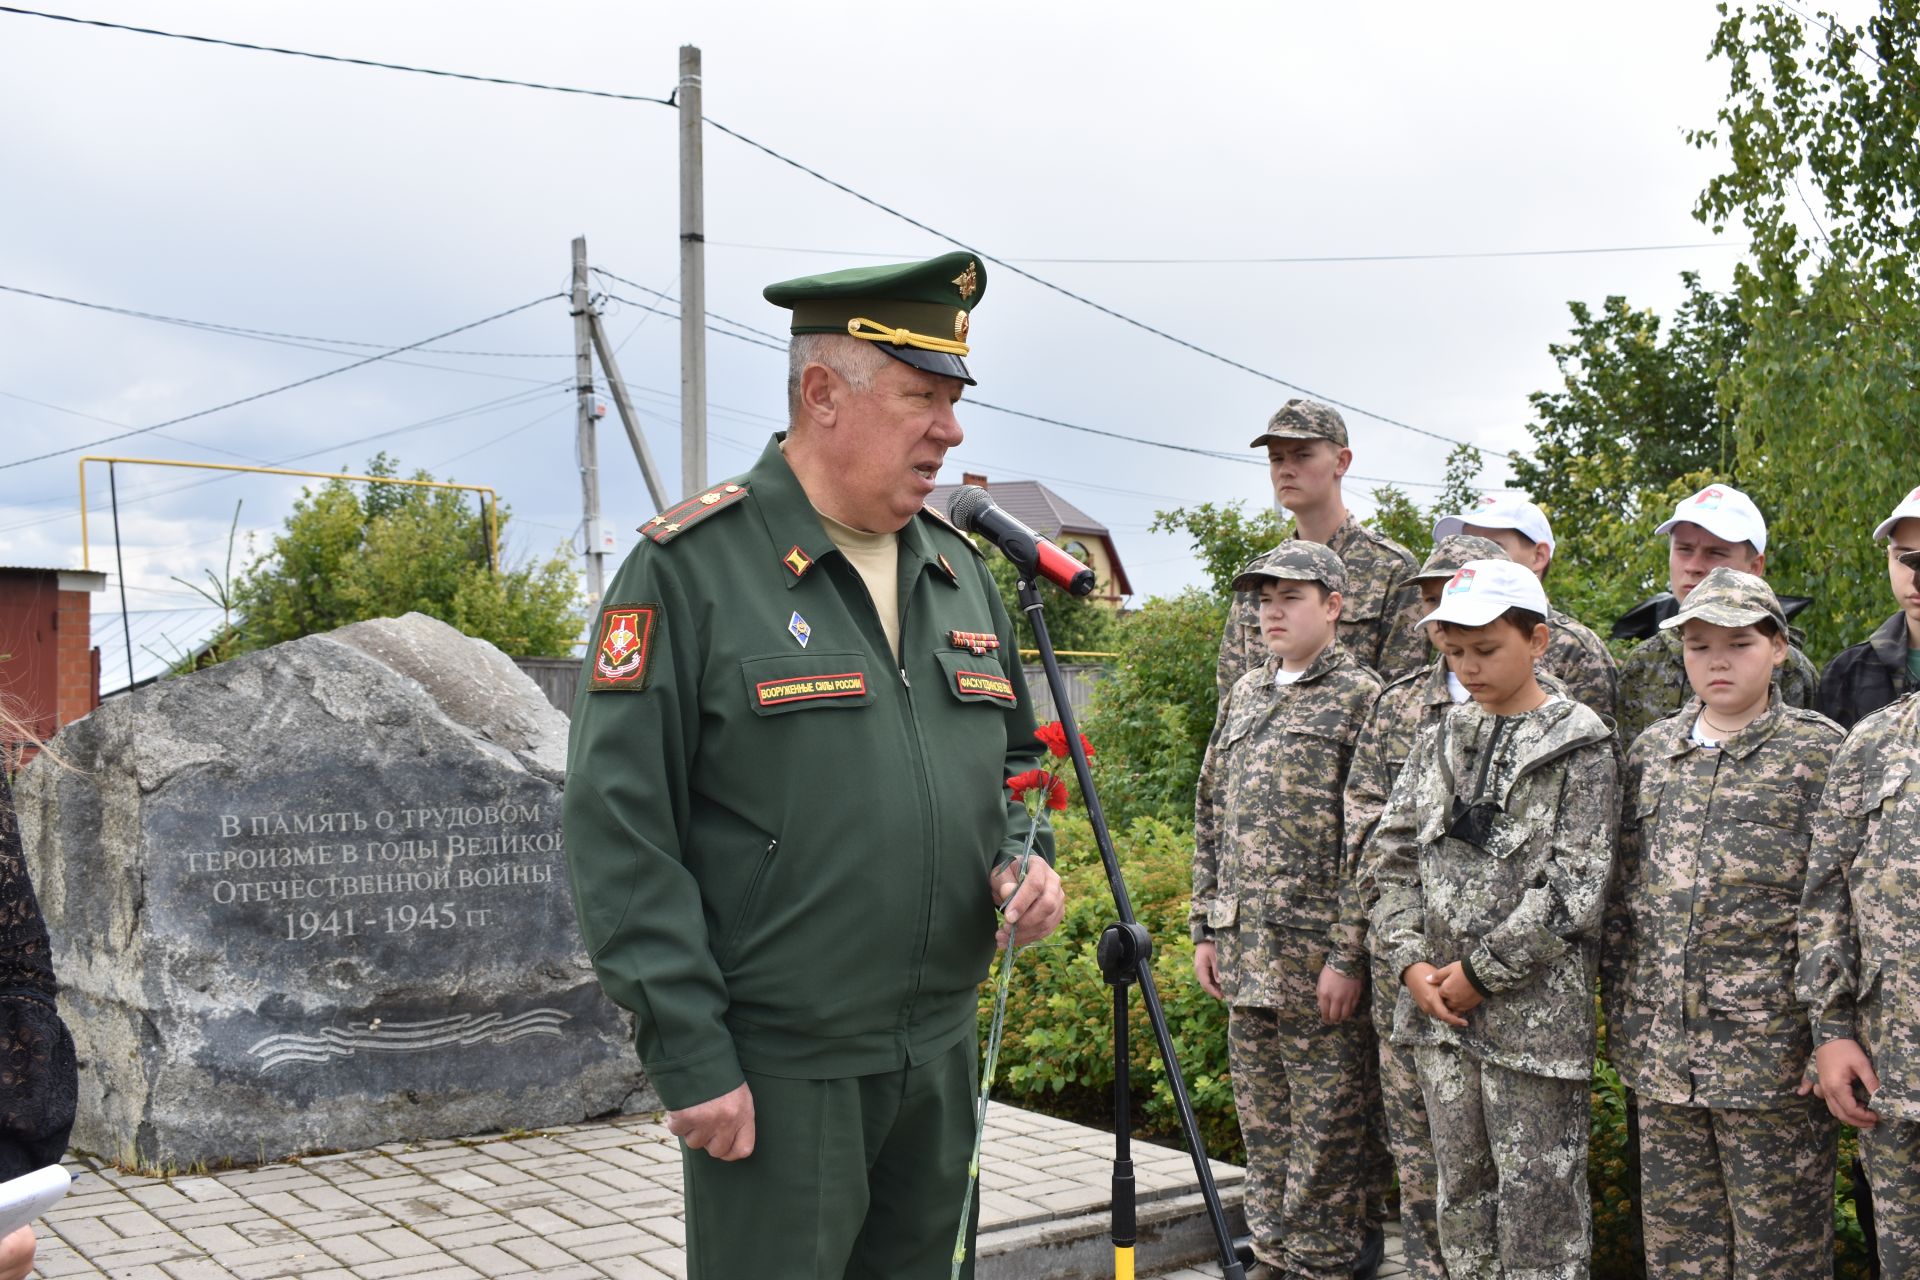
[[1604, 567, 1842, 1280]]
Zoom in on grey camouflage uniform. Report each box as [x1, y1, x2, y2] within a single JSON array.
[[1617, 625, 1819, 748], [1372, 697, 1618, 1279], [1541, 609, 1619, 730], [1604, 686, 1842, 1280], [1219, 513, 1426, 697], [1193, 638, 1382, 1279], [1799, 690, 1920, 1278]]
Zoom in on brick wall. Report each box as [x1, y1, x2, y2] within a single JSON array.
[[55, 587, 99, 725]]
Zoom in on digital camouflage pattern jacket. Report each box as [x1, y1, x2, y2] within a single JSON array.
[[1328, 659, 1571, 979], [1371, 697, 1618, 1079], [1617, 625, 1819, 748], [1604, 691, 1843, 1109], [1217, 514, 1424, 699], [1799, 691, 1920, 1123], [1542, 608, 1619, 731], [1192, 642, 1380, 1007]]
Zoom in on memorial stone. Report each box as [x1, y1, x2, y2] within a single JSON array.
[[17, 612, 653, 1167]]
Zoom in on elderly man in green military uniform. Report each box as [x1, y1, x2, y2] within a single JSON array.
[[563, 252, 1067, 1280], [1218, 400, 1426, 700]]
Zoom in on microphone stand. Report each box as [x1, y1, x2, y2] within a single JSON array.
[[1015, 573, 1245, 1280]]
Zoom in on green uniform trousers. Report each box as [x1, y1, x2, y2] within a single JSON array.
[[681, 1035, 979, 1280]]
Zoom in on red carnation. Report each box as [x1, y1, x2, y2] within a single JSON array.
[[1034, 721, 1094, 760], [1046, 777, 1069, 811], [1007, 768, 1054, 802]]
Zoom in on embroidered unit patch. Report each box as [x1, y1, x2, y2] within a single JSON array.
[[788, 612, 812, 647], [755, 672, 866, 707], [590, 604, 658, 691], [954, 670, 1016, 703]]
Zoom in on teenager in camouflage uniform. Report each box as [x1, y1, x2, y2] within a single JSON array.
[[1801, 548, 1920, 1280], [1324, 533, 1511, 1280], [1603, 568, 1841, 1280], [1218, 399, 1426, 700], [1432, 493, 1618, 730], [1193, 541, 1384, 1280], [1617, 484, 1819, 747], [1372, 559, 1618, 1280]]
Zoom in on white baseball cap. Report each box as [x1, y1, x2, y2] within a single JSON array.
[[1654, 483, 1769, 554], [1872, 484, 1920, 540], [1420, 559, 1550, 629], [1433, 491, 1555, 550]]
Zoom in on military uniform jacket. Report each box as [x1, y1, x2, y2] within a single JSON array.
[[1329, 660, 1573, 978], [562, 436, 1047, 1110], [1372, 698, 1618, 1079], [1617, 626, 1819, 748], [1192, 643, 1380, 1007], [1603, 693, 1842, 1109], [1216, 514, 1424, 700], [1543, 607, 1620, 731], [1799, 691, 1920, 1123]]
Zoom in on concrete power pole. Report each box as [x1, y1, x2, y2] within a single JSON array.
[[571, 236, 607, 604], [678, 44, 708, 498]]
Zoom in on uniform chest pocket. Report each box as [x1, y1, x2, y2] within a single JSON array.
[[1712, 786, 1811, 891], [741, 652, 876, 715], [934, 650, 1018, 707]]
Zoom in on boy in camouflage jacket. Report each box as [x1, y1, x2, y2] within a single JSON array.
[[1372, 559, 1618, 1280], [1801, 549, 1920, 1280], [1193, 541, 1384, 1280], [1604, 568, 1842, 1280]]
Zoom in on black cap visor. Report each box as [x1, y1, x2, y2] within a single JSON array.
[[877, 343, 974, 386]]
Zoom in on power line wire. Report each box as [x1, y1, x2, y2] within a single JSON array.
[[0, 9, 1481, 450], [698, 116, 1477, 449], [0, 292, 563, 470], [701, 238, 1746, 265], [0, 6, 675, 102]]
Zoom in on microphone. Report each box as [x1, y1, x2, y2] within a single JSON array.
[[946, 485, 1097, 597]]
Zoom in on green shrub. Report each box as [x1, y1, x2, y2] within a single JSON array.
[[982, 812, 1241, 1160]]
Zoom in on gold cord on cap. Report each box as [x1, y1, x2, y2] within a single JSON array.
[[845, 316, 971, 356]]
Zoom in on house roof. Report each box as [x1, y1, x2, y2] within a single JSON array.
[[926, 480, 1109, 540]]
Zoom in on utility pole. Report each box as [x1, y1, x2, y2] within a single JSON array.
[[571, 236, 607, 604], [678, 44, 708, 498]]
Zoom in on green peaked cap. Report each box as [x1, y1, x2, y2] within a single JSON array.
[[763, 250, 985, 384]]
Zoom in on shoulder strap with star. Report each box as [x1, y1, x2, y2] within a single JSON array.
[[916, 503, 986, 557], [638, 481, 751, 544]]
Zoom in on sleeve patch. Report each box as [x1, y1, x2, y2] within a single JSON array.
[[590, 603, 659, 692]]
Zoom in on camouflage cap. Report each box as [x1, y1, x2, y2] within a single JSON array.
[[1249, 398, 1348, 449], [1231, 540, 1347, 595], [1410, 534, 1509, 584], [1658, 566, 1787, 633], [764, 251, 984, 385]]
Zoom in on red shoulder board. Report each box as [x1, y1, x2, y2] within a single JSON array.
[[639, 482, 750, 545]]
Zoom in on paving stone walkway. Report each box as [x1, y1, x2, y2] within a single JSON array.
[[25, 1103, 1394, 1279]]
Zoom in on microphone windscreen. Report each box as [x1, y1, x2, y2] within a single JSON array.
[[946, 484, 993, 533]]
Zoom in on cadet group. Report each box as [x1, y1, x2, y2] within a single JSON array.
[[1192, 399, 1920, 1280]]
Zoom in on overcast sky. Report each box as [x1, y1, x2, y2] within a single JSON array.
[[0, 1, 1809, 683]]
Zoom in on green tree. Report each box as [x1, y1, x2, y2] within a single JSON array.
[[1148, 501, 1282, 597], [226, 453, 583, 659], [1689, 0, 1920, 662]]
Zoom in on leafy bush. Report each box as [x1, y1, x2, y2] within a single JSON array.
[[982, 812, 1241, 1161], [1077, 591, 1227, 833]]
